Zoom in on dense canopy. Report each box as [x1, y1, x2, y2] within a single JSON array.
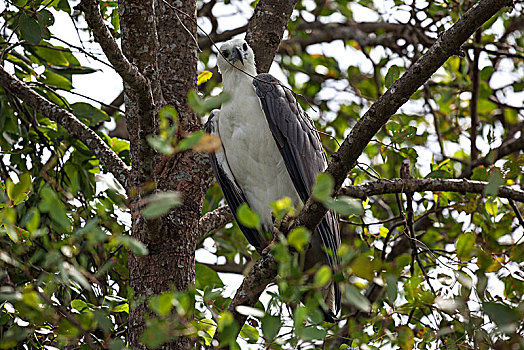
[[0, 0, 523, 349]]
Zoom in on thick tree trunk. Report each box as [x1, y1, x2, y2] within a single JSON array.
[[120, 0, 212, 348]]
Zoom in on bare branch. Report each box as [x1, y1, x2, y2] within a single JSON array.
[[78, 0, 154, 115], [0, 65, 130, 186], [460, 131, 524, 178], [281, 22, 434, 55], [227, 255, 278, 327], [340, 178, 524, 203], [197, 205, 234, 241], [200, 261, 246, 274], [198, 26, 248, 50]]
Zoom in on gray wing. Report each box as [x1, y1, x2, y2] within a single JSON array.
[[205, 110, 265, 250], [253, 73, 341, 313]]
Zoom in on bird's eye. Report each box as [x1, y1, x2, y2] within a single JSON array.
[[221, 50, 229, 58], [242, 43, 248, 51]]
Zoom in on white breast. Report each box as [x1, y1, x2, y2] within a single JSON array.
[[219, 75, 300, 229]]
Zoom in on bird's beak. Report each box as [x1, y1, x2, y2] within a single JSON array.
[[232, 46, 244, 65]]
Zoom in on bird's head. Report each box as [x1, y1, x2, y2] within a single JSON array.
[[216, 38, 256, 75]]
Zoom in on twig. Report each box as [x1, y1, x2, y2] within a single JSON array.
[[469, 29, 482, 162], [34, 288, 97, 349]]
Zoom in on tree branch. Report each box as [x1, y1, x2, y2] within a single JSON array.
[[293, 0, 514, 240], [460, 131, 524, 178], [78, 0, 154, 115], [280, 21, 434, 55], [340, 178, 524, 203], [200, 261, 246, 274], [0, 65, 130, 186], [227, 0, 514, 329], [246, 0, 299, 73], [197, 205, 234, 241]]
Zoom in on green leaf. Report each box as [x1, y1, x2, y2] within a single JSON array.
[[483, 302, 520, 330], [140, 319, 173, 349], [312, 173, 334, 202], [218, 312, 239, 346], [50, 0, 71, 13], [19, 14, 42, 45], [236, 204, 260, 229], [261, 314, 281, 342], [141, 191, 182, 219], [397, 326, 414, 350], [71, 299, 88, 312], [197, 70, 213, 85], [111, 303, 129, 313], [38, 186, 71, 231], [344, 284, 370, 312], [484, 171, 504, 196], [385, 65, 400, 88], [187, 90, 230, 116], [176, 130, 205, 152], [195, 263, 224, 290], [117, 236, 149, 256], [323, 197, 363, 216], [39, 69, 73, 90], [239, 323, 259, 344], [37, 9, 54, 27], [146, 135, 175, 155], [314, 265, 332, 287], [485, 198, 498, 216], [297, 325, 327, 341], [350, 254, 374, 281], [385, 274, 398, 302], [287, 227, 311, 252], [71, 102, 110, 125], [456, 232, 475, 260], [6, 172, 31, 205], [149, 292, 174, 316], [425, 170, 452, 179]]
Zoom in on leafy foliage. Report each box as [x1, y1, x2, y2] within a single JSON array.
[[1, 0, 523, 349]]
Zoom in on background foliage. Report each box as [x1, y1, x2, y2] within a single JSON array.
[[1, 0, 523, 348]]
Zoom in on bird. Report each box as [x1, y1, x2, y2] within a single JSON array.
[[205, 38, 341, 320]]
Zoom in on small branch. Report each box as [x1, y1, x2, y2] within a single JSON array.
[[460, 131, 524, 178], [227, 255, 278, 328], [281, 21, 434, 55], [197, 205, 234, 241], [34, 288, 97, 349], [340, 178, 524, 203], [0, 65, 130, 186], [470, 29, 482, 162], [509, 200, 524, 229], [78, 0, 154, 115], [198, 26, 248, 50], [200, 262, 245, 274]]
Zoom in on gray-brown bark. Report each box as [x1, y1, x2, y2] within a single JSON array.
[[121, 0, 215, 348], [245, 0, 299, 73]]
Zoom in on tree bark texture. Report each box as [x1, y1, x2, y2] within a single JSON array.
[[246, 0, 299, 73], [120, 0, 213, 349]]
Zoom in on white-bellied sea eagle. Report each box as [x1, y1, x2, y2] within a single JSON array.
[[205, 38, 341, 320]]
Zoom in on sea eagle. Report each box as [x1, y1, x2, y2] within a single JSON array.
[[205, 38, 341, 319]]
